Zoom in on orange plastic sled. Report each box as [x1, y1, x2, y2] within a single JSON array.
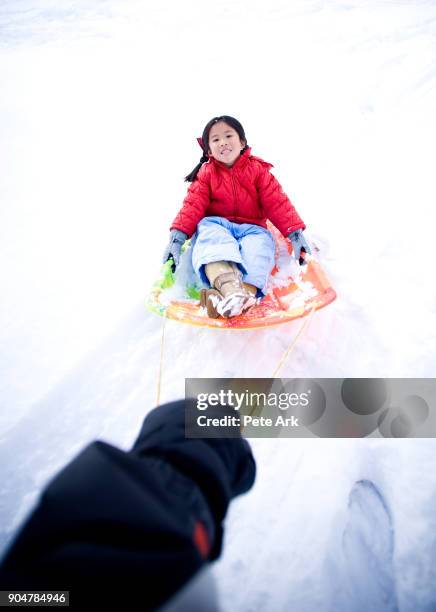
[[148, 225, 336, 330]]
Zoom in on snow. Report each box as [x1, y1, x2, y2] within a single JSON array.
[[1, 0, 436, 609]]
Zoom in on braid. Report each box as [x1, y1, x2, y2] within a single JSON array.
[[184, 154, 208, 182]]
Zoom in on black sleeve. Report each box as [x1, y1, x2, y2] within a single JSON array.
[[0, 400, 256, 611]]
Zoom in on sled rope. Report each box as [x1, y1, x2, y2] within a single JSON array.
[[156, 310, 167, 406], [271, 304, 316, 378]]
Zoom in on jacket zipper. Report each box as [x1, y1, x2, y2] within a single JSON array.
[[230, 171, 238, 218]]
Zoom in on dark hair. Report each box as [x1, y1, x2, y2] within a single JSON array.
[[184, 115, 249, 182]]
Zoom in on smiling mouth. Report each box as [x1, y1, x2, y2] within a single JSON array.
[[221, 149, 232, 155]]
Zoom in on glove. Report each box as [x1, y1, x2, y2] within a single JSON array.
[[288, 229, 311, 265], [162, 229, 188, 272]]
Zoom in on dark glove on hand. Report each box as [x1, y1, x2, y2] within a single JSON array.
[[288, 229, 311, 265], [163, 229, 188, 272], [131, 399, 256, 561]]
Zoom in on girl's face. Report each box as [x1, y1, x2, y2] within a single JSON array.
[[208, 121, 246, 167]]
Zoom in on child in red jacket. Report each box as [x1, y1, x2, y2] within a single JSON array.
[[163, 115, 310, 319]]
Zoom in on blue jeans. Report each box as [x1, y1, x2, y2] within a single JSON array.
[[191, 216, 275, 295]]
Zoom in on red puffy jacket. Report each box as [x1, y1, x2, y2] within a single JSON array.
[[170, 148, 305, 238]]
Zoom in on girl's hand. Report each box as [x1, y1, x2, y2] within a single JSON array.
[[163, 229, 188, 272], [288, 230, 311, 265]]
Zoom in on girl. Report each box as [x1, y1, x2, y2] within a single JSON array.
[[163, 115, 311, 319]]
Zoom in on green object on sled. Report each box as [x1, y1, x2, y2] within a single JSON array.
[[153, 260, 201, 300], [155, 260, 175, 290], [186, 284, 201, 300], [155, 240, 193, 291], [154, 250, 201, 299]]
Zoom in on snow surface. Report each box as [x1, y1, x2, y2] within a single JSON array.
[[1, 1, 436, 610]]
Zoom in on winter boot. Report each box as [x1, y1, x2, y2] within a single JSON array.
[[204, 261, 257, 318], [200, 287, 223, 319]]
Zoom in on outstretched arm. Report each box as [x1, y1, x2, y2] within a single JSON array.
[[0, 400, 255, 610], [257, 166, 305, 237], [170, 167, 211, 237], [257, 166, 310, 264]]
